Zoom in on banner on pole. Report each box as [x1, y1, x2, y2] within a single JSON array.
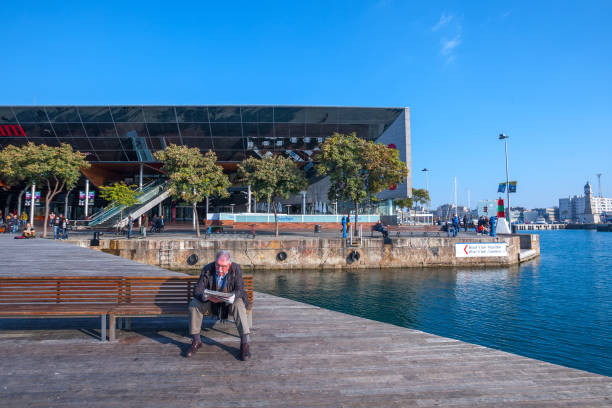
[[498, 183, 506, 193], [509, 181, 517, 193]]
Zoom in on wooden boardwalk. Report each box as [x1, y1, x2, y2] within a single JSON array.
[[0, 234, 183, 277], [0, 292, 609, 407], [0, 234, 610, 406]]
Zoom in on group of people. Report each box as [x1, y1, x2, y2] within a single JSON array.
[[48, 212, 69, 240], [476, 215, 497, 236], [149, 214, 165, 233], [0, 210, 36, 238]]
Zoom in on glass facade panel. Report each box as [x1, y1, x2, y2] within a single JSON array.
[[115, 122, 148, 139], [275, 123, 305, 138], [305, 107, 338, 123], [175, 107, 209, 122], [83, 123, 117, 138], [210, 123, 242, 137], [21, 124, 55, 138], [78, 107, 113, 122], [0, 108, 17, 123], [147, 123, 180, 138], [13, 108, 48, 123], [179, 123, 212, 137], [215, 150, 245, 161], [143, 106, 176, 123], [241, 106, 273, 122], [89, 138, 124, 150], [46, 107, 80, 122], [183, 137, 214, 150], [96, 151, 128, 161], [110, 106, 145, 122], [212, 137, 244, 150], [273, 107, 305, 123], [66, 123, 88, 138], [208, 106, 241, 122], [57, 137, 92, 150]]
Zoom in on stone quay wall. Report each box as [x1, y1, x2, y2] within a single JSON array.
[[72, 234, 538, 271]]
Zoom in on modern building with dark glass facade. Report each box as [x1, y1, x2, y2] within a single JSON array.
[[0, 106, 411, 218]]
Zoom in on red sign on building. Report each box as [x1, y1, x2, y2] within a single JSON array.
[[0, 124, 26, 136]]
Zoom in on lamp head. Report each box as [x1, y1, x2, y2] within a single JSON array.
[[498, 133, 508, 140]]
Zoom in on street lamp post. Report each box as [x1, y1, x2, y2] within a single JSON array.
[[499, 134, 510, 222], [421, 168, 430, 209]]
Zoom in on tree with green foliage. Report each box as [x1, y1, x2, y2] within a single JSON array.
[[238, 155, 307, 237], [0, 142, 90, 237], [154, 145, 230, 237], [394, 188, 430, 210], [98, 182, 141, 231], [411, 188, 430, 208], [316, 132, 409, 234]]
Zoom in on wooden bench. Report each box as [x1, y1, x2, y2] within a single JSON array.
[[0, 277, 124, 341], [108, 276, 254, 341], [0, 275, 254, 342]]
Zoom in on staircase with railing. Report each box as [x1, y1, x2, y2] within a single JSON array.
[[89, 180, 168, 227]]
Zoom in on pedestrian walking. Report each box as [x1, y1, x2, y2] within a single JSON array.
[[53, 214, 61, 240], [61, 216, 68, 240], [127, 215, 133, 239]]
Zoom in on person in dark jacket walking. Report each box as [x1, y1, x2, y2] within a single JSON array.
[[186, 250, 251, 360]]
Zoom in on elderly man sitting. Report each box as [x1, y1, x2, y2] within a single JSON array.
[[186, 250, 251, 360]]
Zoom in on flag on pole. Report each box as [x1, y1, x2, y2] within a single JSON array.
[[498, 183, 506, 193], [509, 181, 517, 193]]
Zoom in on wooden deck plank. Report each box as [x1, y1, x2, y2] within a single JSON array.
[[0, 235, 184, 277]]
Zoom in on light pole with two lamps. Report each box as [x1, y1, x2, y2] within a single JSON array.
[[498, 133, 510, 222]]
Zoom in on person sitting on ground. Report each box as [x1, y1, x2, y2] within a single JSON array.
[[186, 250, 251, 361], [23, 222, 36, 238]]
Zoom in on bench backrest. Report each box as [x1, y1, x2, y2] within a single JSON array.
[[0, 277, 124, 304], [0, 276, 254, 308]]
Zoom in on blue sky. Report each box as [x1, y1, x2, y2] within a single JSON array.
[[3, 1, 611, 209]]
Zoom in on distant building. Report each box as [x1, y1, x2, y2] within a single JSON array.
[[523, 210, 539, 223], [534, 207, 558, 223], [477, 200, 498, 218], [558, 181, 612, 223], [433, 204, 470, 220]]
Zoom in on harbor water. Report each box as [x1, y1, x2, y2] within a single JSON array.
[[252, 230, 612, 376]]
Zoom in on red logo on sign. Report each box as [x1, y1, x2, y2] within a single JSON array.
[[0, 124, 26, 137]]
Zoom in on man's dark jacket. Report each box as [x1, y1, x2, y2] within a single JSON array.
[[193, 262, 249, 320]]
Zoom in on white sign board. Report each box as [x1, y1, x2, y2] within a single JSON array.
[[455, 243, 508, 258]]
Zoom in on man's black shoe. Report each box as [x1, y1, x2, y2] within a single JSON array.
[[185, 340, 202, 358], [240, 342, 251, 361]]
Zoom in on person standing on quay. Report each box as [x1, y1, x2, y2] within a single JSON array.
[[61, 215, 68, 240], [186, 250, 251, 361], [127, 215, 133, 239]]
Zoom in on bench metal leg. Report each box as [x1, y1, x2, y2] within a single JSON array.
[[109, 315, 116, 342], [126, 317, 131, 330], [101, 314, 107, 342]]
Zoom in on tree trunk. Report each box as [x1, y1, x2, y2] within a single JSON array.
[[274, 203, 279, 237], [354, 200, 359, 237], [43, 191, 51, 238], [193, 203, 200, 237]]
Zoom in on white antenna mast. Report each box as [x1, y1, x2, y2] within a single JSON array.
[[597, 173, 602, 197]]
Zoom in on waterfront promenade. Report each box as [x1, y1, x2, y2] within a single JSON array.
[[0, 235, 610, 407]]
